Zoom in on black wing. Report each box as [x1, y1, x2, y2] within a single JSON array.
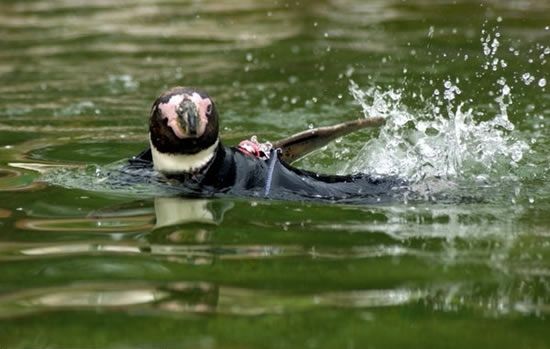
[[272, 117, 384, 163]]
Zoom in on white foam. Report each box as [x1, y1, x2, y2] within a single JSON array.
[[344, 80, 529, 184]]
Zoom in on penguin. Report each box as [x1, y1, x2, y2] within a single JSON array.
[[129, 87, 405, 203]]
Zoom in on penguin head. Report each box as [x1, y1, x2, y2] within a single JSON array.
[[148, 87, 221, 175], [149, 87, 219, 156]]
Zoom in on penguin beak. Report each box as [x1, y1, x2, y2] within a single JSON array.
[[176, 99, 199, 137]]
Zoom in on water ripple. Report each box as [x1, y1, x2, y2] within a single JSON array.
[[15, 216, 153, 232], [0, 167, 43, 192], [0, 280, 547, 319]]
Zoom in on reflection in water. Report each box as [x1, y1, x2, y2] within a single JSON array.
[[313, 205, 524, 239], [20, 244, 142, 256], [154, 197, 232, 228], [1, 280, 548, 319], [0, 283, 169, 318], [1, 1, 301, 50], [0, 167, 44, 192], [8, 162, 77, 174], [0, 208, 11, 218], [0, 123, 143, 136], [16, 215, 153, 232], [211, 287, 424, 316], [3, 194, 547, 319], [28, 288, 167, 307], [8, 197, 540, 270]]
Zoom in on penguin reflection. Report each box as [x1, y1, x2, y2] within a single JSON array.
[[153, 197, 232, 228], [152, 197, 228, 313], [148, 197, 233, 265]]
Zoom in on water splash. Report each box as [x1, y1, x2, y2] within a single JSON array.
[[342, 24, 537, 188], [344, 79, 529, 184]]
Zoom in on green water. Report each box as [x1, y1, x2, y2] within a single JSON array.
[[1, 0, 550, 348]]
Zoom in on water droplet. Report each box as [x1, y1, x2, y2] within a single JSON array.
[[428, 26, 435, 38], [522, 73, 535, 85], [345, 66, 355, 77], [538, 78, 547, 87]]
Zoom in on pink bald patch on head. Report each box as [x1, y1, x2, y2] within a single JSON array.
[[157, 93, 211, 139], [190, 93, 212, 121]]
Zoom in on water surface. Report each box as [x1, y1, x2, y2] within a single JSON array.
[[0, 0, 549, 348]]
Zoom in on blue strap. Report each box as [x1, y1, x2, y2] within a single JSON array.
[[264, 149, 279, 197]]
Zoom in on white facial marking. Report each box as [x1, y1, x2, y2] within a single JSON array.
[[150, 135, 218, 174], [157, 93, 211, 139]]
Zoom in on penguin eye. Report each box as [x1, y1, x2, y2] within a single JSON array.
[[206, 104, 213, 116]]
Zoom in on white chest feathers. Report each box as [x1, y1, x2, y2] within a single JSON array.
[[150, 137, 219, 174]]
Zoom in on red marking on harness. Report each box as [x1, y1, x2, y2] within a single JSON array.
[[237, 137, 272, 160], [238, 140, 261, 157]]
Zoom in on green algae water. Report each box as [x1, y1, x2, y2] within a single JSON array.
[[1, 0, 550, 348]]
